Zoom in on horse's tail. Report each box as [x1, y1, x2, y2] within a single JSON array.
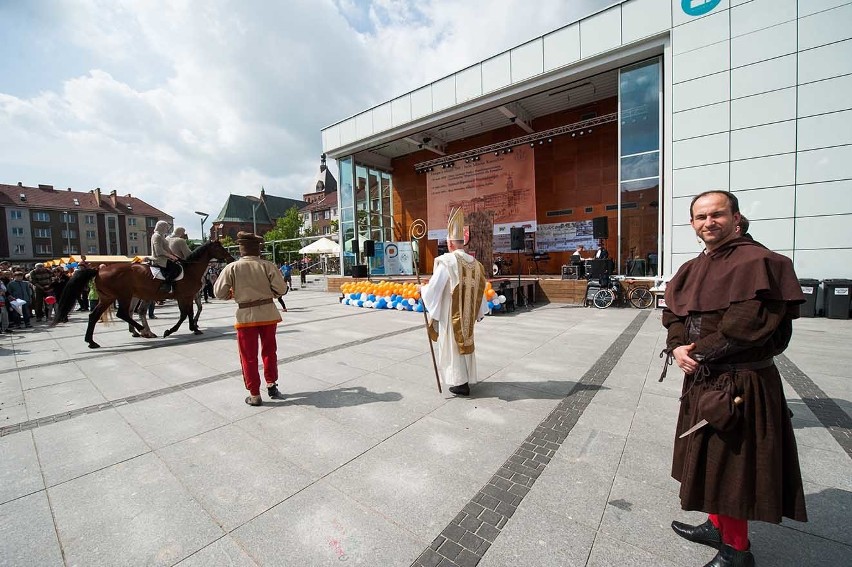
[[51, 268, 97, 327]]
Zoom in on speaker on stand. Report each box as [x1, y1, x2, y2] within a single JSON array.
[[593, 216, 609, 240], [510, 227, 527, 307]]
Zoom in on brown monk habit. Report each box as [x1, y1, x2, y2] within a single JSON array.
[[662, 236, 808, 524]]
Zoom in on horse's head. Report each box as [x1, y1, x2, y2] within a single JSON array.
[[210, 239, 236, 263]]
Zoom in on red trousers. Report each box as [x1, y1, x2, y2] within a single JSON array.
[[236, 324, 278, 395], [708, 514, 749, 551]]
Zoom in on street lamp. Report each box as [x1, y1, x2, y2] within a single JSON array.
[[194, 211, 209, 242], [245, 195, 263, 235], [62, 210, 71, 255]]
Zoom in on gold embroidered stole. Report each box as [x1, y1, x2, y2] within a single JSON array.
[[451, 255, 486, 354]]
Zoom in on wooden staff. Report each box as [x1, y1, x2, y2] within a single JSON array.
[[410, 219, 442, 393]]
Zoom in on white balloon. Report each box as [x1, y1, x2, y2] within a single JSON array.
[[397, 303, 405, 310], [408, 298, 416, 305], [498, 295, 506, 304]]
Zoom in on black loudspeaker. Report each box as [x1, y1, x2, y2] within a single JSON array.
[[363, 239, 375, 257], [351, 265, 368, 278], [587, 259, 610, 280], [350, 239, 359, 254], [510, 227, 525, 251], [592, 216, 609, 239]]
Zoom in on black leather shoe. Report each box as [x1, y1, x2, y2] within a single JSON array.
[[671, 519, 722, 550], [703, 544, 755, 567], [267, 384, 286, 400], [449, 383, 470, 396]]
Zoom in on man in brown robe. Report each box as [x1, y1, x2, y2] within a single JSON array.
[[662, 190, 807, 567]]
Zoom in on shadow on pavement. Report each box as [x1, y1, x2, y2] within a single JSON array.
[[281, 385, 402, 408]]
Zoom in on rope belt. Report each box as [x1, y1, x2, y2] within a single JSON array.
[[702, 359, 775, 373], [237, 298, 273, 309]]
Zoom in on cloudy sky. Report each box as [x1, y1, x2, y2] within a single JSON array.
[[0, 0, 615, 238]]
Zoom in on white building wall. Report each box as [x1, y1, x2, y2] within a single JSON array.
[[668, 0, 852, 278], [323, 0, 852, 279]]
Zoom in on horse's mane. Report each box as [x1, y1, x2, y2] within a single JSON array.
[[185, 240, 218, 263]]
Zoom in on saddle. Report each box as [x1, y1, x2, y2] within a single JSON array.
[[148, 261, 185, 282]]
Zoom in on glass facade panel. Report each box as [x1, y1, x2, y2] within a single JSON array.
[[619, 58, 661, 275], [336, 158, 394, 275], [338, 156, 355, 275]]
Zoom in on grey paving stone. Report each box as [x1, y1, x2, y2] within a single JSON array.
[[0, 391, 28, 428], [236, 403, 377, 477], [231, 480, 424, 566], [280, 354, 371, 386], [173, 535, 258, 567], [0, 431, 43, 504], [49, 453, 223, 567], [23, 377, 107, 419], [88, 364, 172, 401], [617, 435, 681, 495], [781, 481, 852, 546], [574, 399, 637, 437], [797, 442, 852, 491], [599, 476, 711, 567], [18, 361, 85, 390], [750, 514, 852, 566], [520, 457, 614, 530], [156, 424, 314, 530], [587, 533, 682, 567], [182, 377, 276, 421], [115, 390, 230, 449], [144, 357, 222, 386], [477, 499, 597, 567], [625, 392, 681, 444], [0, 490, 63, 567], [33, 408, 150, 486], [552, 424, 627, 474], [324, 439, 482, 541]]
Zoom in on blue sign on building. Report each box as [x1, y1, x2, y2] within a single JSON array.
[[681, 0, 722, 17]]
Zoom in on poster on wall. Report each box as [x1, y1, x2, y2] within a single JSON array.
[[536, 220, 598, 252], [373, 242, 415, 276], [426, 147, 536, 239]]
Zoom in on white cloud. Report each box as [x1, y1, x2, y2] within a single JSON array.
[[0, 0, 614, 238]]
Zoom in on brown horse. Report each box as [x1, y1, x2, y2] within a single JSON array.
[[52, 240, 234, 348]]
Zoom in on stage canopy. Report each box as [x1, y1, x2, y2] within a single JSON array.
[[299, 237, 340, 255]]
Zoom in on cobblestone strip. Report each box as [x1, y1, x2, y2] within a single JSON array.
[[411, 310, 651, 567], [776, 354, 852, 458], [0, 323, 422, 437]]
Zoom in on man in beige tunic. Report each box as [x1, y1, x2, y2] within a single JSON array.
[[167, 226, 192, 260], [420, 208, 490, 396], [214, 232, 289, 406]]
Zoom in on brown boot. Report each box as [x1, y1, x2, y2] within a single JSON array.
[[244, 395, 262, 406]]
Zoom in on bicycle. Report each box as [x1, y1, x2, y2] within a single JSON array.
[[590, 276, 653, 309]]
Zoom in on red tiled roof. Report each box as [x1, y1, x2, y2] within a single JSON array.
[[300, 190, 337, 213], [0, 183, 171, 219]]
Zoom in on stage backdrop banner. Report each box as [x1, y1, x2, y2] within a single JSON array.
[[426, 147, 536, 240], [536, 220, 598, 252]]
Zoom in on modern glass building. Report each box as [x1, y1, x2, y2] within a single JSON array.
[[322, 0, 852, 279]]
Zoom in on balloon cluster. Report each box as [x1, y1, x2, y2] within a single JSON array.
[[484, 282, 508, 311], [340, 280, 425, 311], [339, 280, 507, 313]]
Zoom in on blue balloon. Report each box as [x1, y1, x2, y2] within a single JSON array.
[[415, 304, 424, 312], [368, 294, 376, 301], [492, 302, 502, 310], [357, 300, 364, 307], [376, 299, 386, 309]]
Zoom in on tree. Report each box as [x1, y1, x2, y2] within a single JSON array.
[[263, 206, 303, 254], [219, 235, 235, 249]]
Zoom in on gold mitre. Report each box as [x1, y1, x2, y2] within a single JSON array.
[[447, 207, 465, 241]]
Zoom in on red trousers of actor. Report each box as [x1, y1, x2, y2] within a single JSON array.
[[708, 514, 749, 551], [236, 324, 278, 396]]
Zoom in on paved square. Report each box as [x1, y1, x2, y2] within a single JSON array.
[[0, 287, 849, 566]]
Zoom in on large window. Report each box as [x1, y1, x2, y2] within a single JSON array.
[[33, 211, 49, 222], [85, 214, 95, 224], [35, 228, 51, 238], [338, 156, 356, 275], [11, 227, 23, 237], [337, 160, 395, 275], [10, 210, 22, 220], [618, 58, 661, 276]]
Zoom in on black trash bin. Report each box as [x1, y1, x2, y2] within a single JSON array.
[[798, 278, 820, 318], [822, 279, 852, 319]]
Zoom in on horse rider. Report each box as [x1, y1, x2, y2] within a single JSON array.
[[150, 221, 181, 293], [167, 226, 192, 260]]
